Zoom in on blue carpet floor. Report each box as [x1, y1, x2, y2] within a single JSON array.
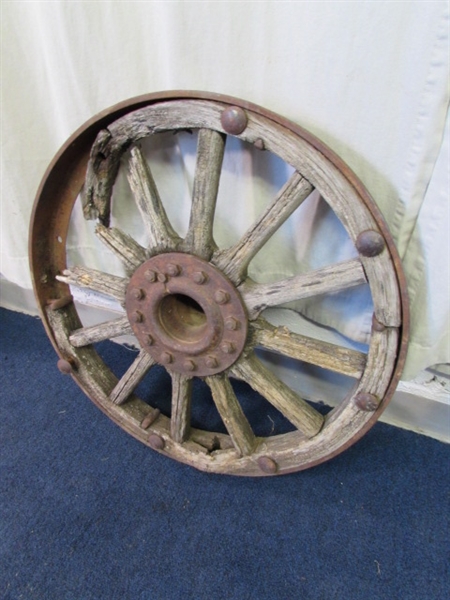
[[1, 307, 449, 600]]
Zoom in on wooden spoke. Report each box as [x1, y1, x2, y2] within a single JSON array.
[[231, 353, 324, 438], [95, 224, 147, 274], [213, 172, 313, 283], [251, 318, 367, 378], [170, 373, 193, 443], [240, 258, 367, 319], [69, 316, 132, 348], [181, 129, 226, 259], [109, 349, 155, 405], [127, 146, 181, 251], [56, 266, 128, 302], [206, 374, 256, 456]]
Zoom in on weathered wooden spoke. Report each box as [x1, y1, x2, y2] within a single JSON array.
[[181, 129, 226, 260], [213, 172, 313, 283], [95, 224, 147, 274], [69, 316, 132, 347], [251, 318, 367, 378], [231, 353, 324, 438], [127, 146, 181, 251], [32, 93, 407, 476], [206, 374, 256, 456], [56, 266, 128, 302], [170, 373, 193, 443], [240, 259, 367, 319], [109, 349, 155, 405]]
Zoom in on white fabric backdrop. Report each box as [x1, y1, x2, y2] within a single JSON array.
[[1, 1, 449, 379]]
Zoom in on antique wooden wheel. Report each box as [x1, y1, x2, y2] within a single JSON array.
[[30, 92, 408, 476]]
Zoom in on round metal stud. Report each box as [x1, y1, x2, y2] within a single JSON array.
[[148, 433, 165, 450], [372, 314, 387, 332], [146, 334, 154, 346], [57, 358, 75, 375], [356, 230, 385, 257], [157, 273, 168, 283], [257, 456, 278, 474], [354, 392, 381, 412], [221, 106, 248, 135]]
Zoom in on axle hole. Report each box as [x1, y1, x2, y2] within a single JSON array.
[[159, 294, 208, 343]]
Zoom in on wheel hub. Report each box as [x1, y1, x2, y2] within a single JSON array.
[[125, 253, 248, 376]]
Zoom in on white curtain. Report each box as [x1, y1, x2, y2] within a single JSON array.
[[1, 1, 448, 380]]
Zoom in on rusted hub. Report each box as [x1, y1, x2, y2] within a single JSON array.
[[125, 253, 248, 376]]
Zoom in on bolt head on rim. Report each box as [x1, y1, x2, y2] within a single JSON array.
[[125, 253, 248, 376]]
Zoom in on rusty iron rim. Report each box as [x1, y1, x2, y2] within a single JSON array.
[[29, 91, 409, 476]]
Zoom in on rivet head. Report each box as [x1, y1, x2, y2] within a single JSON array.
[[221, 106, 248, 135], [131, 288, 145, 300], [160, 351, 173, 365], [257, 456, 278, 474], [146, 334, 154, 346], [141, 409, 160, 429], [132, 311, 144, 323], [166, 263, 181, 277], [354, 392, 381, 412], [57, 359, 74, 375], [372, 314, 387, 332], [205, 356, 218, 369], [144, 269, 157, 282], [225, 317, 240, 331], [193, 271, 208, 285], [254, 138, 265, 150], [157, 273, 168, 283], [220, 341, 235, 354], [356, 230, 385, 257], [183, 359, 196, 372], [214, 290, 229, 305], [148, 433, 165, 450]]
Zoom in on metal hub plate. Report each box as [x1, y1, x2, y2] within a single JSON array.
[[125, 253, 248, 376]]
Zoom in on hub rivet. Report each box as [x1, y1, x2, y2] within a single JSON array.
[[205, 356, 219, 369], [183, 359, 197, 372], [220, 341, 235, 354], [146, 334, 154, 346], [355, 230, 385, 257], [225, 317, 240, 331], [131, 288, 145, 300], [354, 392, 380, 412], [157, 273, 168, 283], [193, 271, 208, 285], [221, 106, 248, 135], [257, 456, 278, 474], [214, 290, 229, 305], [148, 433, 165, 450], [166, 263, 181, 277], [145, 269, 157, 282], [160, 351, 173, 365], [133, 311, 144, 323]]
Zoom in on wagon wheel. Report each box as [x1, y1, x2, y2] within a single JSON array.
[[30, 92, 408, 476]]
